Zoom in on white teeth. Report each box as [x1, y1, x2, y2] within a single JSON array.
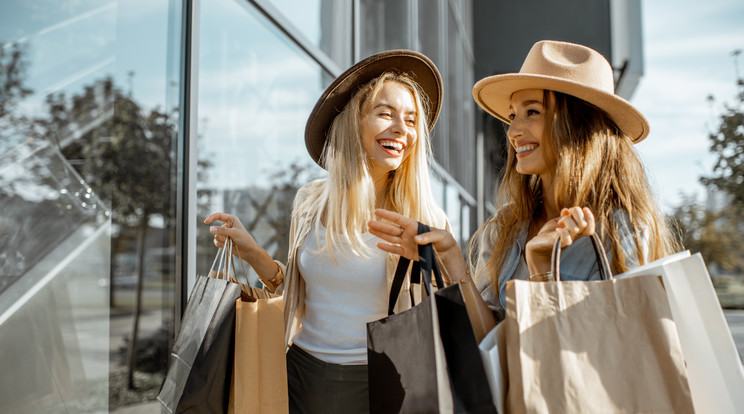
[[516, 144, 537, 154], [379, 140, 403, 152]]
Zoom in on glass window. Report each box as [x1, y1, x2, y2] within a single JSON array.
[[418, 0, 442, 64], [461, 202, 473, 247], [359, 0, 413, 56], [446, 184, 462, 247], [418, 0, 446, 162], [265, 0, 352, 68], [0, 0, 182, 411], [431, 171, 446, 210], [196, 0, 326, 286]]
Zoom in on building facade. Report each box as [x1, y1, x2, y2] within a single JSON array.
[[0, 0, 641, 411]]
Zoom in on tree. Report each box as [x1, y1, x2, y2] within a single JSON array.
[[45, 77, 177, 389], [676, 48, 744, 276], [700, 49, 744, 211], [671, 194, 744, 275], [0, 42, 34, 143]]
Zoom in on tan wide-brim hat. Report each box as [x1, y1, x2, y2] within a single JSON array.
[[305, 49, 443, 167], [472, 40, 649, 143]]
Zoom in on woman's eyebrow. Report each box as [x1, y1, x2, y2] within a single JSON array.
[[372, 103, 416, 115], [509, 99, 544, 111]]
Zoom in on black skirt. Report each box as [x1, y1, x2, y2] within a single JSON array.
[[286, 344, 369, 414]]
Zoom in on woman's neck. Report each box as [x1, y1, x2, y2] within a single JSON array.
[[373, 172, 390, 208], [539, 173, 560, 219]]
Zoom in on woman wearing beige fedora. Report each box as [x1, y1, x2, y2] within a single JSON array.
[[206, 50, 452, 413], [371, 40, 679, 310]]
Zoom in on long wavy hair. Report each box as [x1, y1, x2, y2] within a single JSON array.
[[314, 72, 441, 259], [469, 90, 680, 286]]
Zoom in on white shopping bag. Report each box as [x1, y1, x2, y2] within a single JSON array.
[[478, 322, 506, 414], [616, 251, 744, 414]]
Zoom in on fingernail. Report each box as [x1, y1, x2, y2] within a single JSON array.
[[210, 226, 217, 233]]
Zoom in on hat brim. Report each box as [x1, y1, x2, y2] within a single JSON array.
[[305, 50, 443, 167], [472, 73, 649, 143]]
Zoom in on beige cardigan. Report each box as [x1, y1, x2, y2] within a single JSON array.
[[273, 178, 450, 348]]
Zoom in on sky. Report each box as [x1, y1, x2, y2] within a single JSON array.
[[632, 0, 744, 213]]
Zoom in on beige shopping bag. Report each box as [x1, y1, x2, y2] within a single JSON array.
[[504, 235, 694, 413], [227, 291, 288, 414], [616, 251, 744, 414], [210, 237, 288, 414]]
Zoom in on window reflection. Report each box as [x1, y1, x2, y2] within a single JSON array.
[[196, 0, 325, 285], [264, 0, 352, 68], [0, 0, 181, 411], [359, 0, 413, 56]]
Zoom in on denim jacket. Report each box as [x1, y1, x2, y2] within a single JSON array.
[[473, 210, 649, 309]]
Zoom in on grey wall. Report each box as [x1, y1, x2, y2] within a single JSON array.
[[473, 0, 613, 80]]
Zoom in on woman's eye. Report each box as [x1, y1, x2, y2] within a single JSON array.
[[406, 118, 415, 126], [527, 109, 540, 116]]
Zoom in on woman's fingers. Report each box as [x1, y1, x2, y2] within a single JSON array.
[[368, 219, 406, 240], [581, 207, 595, 236], [373, 208, 407, 224], [374, 241, 408, 257], [557, 206, 596, 241], [204, 212, 232, 225]]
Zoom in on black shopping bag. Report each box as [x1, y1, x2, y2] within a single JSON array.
[[436, 284, 498, 413], [367, 222, 497, 413], [157, 247, 243, 414]]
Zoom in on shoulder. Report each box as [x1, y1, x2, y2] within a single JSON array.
[[608, 208, 651, 265], [292, 178, 327, 218]]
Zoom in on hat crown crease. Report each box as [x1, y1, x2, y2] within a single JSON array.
[[522, 41, 615, 93]]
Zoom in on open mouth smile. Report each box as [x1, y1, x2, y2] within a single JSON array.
[[515, 143, 537, 157], [378, 139, 405, 156]]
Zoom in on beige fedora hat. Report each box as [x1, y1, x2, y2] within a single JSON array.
[[472, 40, 649, 143], [305, 49, 443, 167]]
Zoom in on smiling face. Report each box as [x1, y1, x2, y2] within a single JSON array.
[[360, 80, 418, 180], [507, 89, 554, 179]]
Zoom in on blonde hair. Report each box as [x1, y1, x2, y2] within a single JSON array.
[[470, 90, 680, 287], [317, 72, 441, 258]]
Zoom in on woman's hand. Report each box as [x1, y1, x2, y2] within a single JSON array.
[[204, 212, 258, 260], [524, 206, 595, 276], [204, 213, 280, 285], [368, 209, 468, 283]]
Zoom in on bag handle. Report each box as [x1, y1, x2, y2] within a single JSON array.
[[551, 233, 613, 281], [209, 237, 250, 285], [386, 222, 445, 315]]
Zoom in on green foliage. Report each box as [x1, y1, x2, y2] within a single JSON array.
[[700, 50, 744, 211], [675, 50, 744, 276], [671, 195, 744, 274]]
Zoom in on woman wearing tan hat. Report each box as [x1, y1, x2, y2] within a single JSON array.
[[372, 40, 679, 310], [206, 50, 451, 412]]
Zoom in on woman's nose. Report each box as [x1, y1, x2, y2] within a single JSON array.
[[390, 115, 406, 134], [507, 119, 523, 141]]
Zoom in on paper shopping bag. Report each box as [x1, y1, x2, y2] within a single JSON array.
[[367, 223, 453, 413], [616, 251, 744, 414], [227, 291, 287, 414], [367, 222, 496, 414], [504, 234, 694, 413], [478, 322, 506, 414]]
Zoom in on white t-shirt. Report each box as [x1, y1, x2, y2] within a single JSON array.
[[292, 224, 388, 365]]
